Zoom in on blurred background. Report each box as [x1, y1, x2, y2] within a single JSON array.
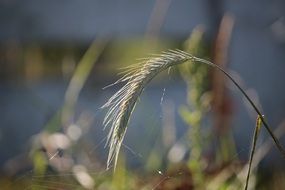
[[1, 0, 285, 189]]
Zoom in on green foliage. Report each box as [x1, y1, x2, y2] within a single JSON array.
[[32, 151, 48, 176], [179, 27, 210, 189]]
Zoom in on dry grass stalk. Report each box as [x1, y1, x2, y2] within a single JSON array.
[[102, 49, 285, 171], [244, 115, 262, 190], [102, 50, 194, 169]]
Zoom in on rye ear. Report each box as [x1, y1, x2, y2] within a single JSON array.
[[102, 49, 285, 171]]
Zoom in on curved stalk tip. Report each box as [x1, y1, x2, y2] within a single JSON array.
[[103, 49, 285, 171]]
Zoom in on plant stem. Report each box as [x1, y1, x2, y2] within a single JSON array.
[[194, 57, 285, 159], [244, 115, 262, 190]]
